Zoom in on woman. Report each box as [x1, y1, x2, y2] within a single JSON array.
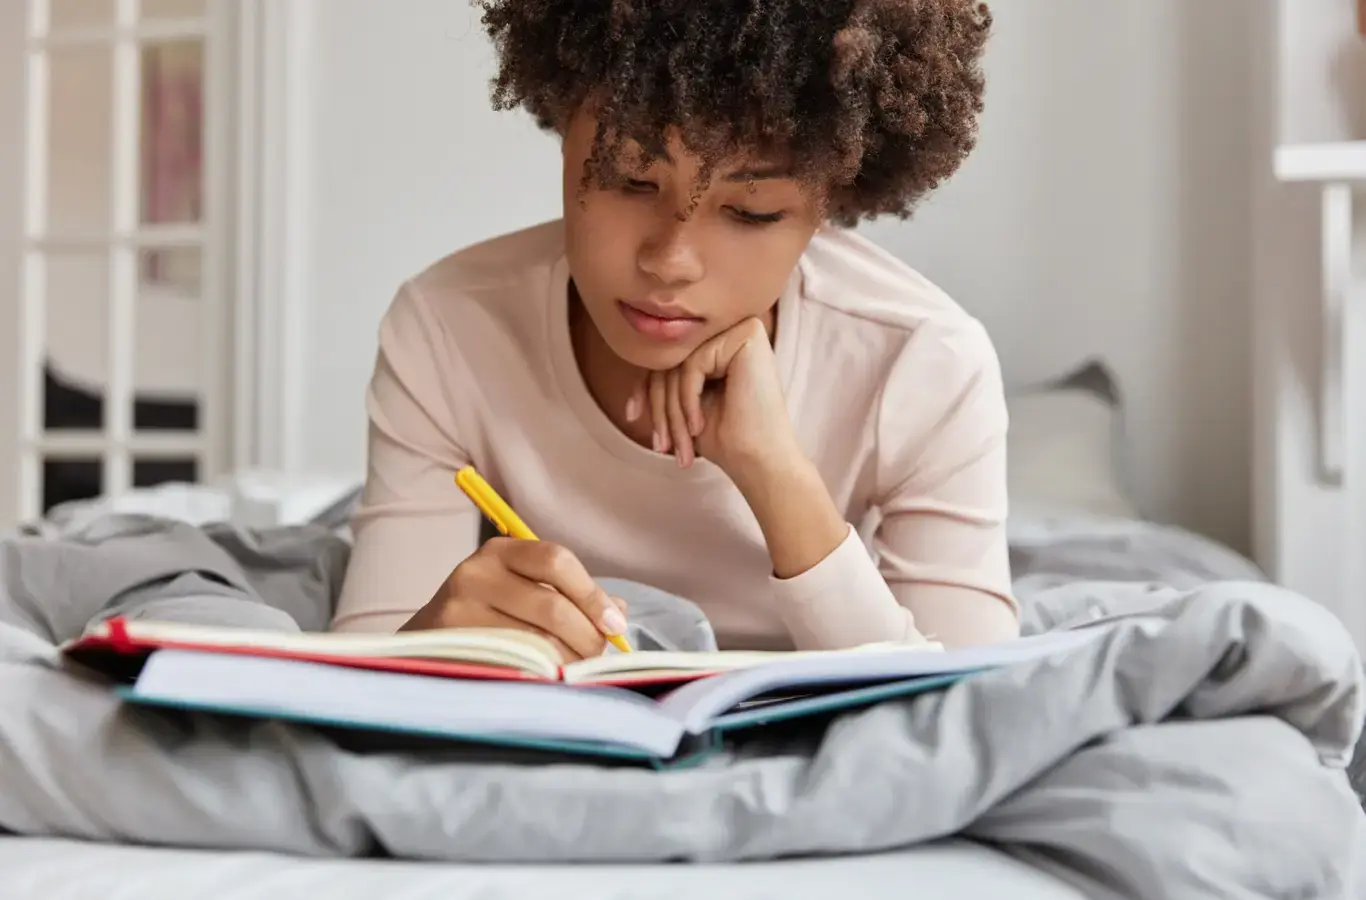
[[332, 0, 1019, 658]]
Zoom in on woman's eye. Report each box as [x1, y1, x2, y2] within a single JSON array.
[[623, 179, 658, 195], [728, 207, 786, 226]]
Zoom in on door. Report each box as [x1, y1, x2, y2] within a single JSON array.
[[0, 0, 233, 529]]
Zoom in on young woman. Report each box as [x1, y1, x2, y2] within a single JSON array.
[[331, 0, 1018, 659]]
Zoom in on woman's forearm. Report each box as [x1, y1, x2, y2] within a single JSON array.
[[731, 453, 849, 580]]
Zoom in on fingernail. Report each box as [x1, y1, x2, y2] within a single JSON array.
[[625, 395, 641, 422], [690, 413, 703, 436], [600, 606, 628, 636], [652, 431, 664, 453]]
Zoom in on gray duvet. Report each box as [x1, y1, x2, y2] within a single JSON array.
[[0, 514, 1364, 900]]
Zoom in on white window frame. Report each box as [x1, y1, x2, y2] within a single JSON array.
[[230, 0, 310, 477], [0, 3, 28, 528], [0, 0, 308, 528], [6, 0, 227, 524]]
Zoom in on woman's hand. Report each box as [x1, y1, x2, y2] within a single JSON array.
[[399, 537, 628, 663], [626, 316, 802, 486], [627, 315, 851, 580]]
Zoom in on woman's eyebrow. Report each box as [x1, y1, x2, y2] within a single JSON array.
[[722, 164, 792, 182]]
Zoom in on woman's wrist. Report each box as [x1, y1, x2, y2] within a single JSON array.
[[730, 449, 850, 580]]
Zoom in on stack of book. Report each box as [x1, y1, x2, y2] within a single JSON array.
[[62, 618, 1099, 767]]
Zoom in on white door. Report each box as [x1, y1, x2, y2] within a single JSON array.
[[0, 0, 234, 529]]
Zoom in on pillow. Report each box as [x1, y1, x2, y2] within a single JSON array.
[[1006, 360, 1139, 521]]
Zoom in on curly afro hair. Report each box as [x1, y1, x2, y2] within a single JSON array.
[[478, 0, 992, 225]]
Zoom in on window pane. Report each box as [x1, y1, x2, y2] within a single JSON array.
[[140, 0, 207, 20], [134, 247, 201, 431], [48, 45, 112, 235], [140, 41, 204, 227], [44, 253, 109, 431], [48, 0, 114, 31], [43, 458, 102, 513], [134, 458, 198, 488]]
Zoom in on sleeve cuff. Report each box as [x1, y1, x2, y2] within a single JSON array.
[[771, 523, 921, 650]]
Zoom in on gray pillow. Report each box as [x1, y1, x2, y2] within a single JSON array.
[[1006, 358, 1137, 520]]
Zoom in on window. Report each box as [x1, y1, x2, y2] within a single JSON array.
[[16, 0, 230, 518]]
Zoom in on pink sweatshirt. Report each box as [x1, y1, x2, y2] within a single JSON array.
[[332, 220, 1017, 650]]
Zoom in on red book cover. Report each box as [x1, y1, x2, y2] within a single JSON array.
[[62, 617, 719, 692], [62, 616, 551, 684]]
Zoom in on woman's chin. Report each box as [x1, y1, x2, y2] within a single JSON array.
[[611, 337, 693, 371], [600, 322, 698, 371]]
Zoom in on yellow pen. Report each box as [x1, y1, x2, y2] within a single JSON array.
[[455, 466, 633, 653]]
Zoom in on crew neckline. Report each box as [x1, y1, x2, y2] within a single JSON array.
[[545, 255, 804, 477]]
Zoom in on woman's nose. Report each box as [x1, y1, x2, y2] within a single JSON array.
[[637, 219, 704, 286]]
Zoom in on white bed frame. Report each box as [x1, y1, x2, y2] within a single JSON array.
[[1254, 0, 1366, 651]]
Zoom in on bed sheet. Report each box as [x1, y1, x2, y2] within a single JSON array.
[[0, 836, 1088, 900]]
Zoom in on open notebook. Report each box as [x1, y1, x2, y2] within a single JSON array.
[[63, 616, 944, 688], [79, 625, 1106, 765]]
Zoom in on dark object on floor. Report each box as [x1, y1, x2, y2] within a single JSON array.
[[42, 361, 198, 513]]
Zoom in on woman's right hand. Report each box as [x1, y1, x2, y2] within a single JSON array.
[[399, 537, 629, 662]]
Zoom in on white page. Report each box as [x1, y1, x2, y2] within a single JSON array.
[[131, 650, 685, 758], [656, 627, 1107, 734], [562, 640, 942, 683]]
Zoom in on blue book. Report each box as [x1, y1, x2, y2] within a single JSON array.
[[111, 628, 1101, 767]]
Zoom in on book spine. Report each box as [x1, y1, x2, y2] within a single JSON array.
[[652, 730, 724, 772]]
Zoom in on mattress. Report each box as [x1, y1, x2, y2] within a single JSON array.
[[0, 836, 1088, 900]]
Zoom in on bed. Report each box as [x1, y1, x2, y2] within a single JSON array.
[[0, 836, 1087, 900], [0, 361, 1356, 900]]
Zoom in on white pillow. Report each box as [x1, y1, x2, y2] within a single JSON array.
[[1006, 362, 1138, 521]]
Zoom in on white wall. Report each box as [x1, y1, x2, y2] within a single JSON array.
[[290, 0, 1255, 552], [861, 1, 1253, 550], [294, 0, 562, 471]]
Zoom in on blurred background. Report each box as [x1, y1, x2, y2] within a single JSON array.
[[0, 0, 1363, 642]]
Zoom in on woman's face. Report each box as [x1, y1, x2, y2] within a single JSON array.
[[561, 107, 824, 371]]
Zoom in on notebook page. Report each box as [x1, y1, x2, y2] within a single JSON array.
[[563, 639, 943, 684], [130, 649, 685, 757], [657, 627, 1107, 734]]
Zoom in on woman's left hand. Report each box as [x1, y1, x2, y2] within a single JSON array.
[[625, 316, 802, 485], [627, 316, 851, 584]]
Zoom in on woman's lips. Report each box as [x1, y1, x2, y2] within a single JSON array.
[[617, 300, 706, 342]]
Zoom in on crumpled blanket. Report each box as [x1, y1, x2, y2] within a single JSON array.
[[0, 514, 1363, 900]]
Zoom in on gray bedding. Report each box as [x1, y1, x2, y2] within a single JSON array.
[[0, 514, 1363, 900], [1007, 512, 1268, 592]]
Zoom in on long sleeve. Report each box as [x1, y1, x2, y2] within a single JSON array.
[[331, 281, 483, 633], [773, 319, 1019, 650]]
